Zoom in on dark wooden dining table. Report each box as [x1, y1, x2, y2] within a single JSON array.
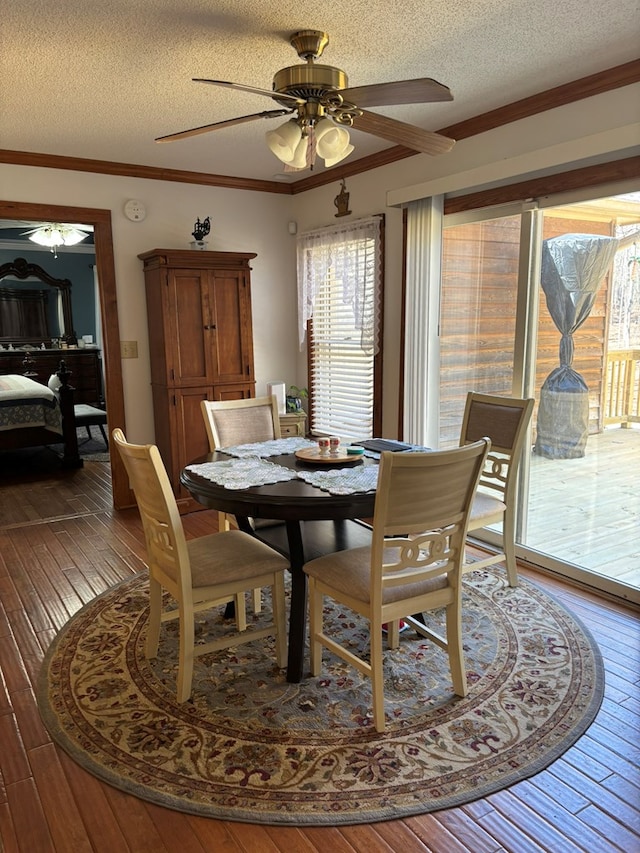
[[180, 449, 377, 683]]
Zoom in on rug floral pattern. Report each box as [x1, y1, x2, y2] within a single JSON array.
[[37, 569, 603, 825]]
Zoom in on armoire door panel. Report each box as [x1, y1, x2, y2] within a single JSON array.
[[173, 387, 211, 490], [208, 273, 254, 383], [169, 271, 210, 385]]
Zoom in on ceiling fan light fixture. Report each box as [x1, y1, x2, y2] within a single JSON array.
[[290, 134, 311, 169], [265, 119, 303, 163], [323, 143, 355, 167], [28, 224, 89, 248], [316, 122, 352, 163]]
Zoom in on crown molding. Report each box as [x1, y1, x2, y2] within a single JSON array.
[[1, 59, 638, 195]]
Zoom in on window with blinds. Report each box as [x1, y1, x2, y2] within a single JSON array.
[[309, 269, 376, 440]]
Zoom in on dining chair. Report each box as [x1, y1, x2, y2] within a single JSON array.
[[303, 439, 490, 732], [112, 428, 288, 703], [459, 392, 534, 587], [201, 395, 281, 451], [201, 395, 283, 611]]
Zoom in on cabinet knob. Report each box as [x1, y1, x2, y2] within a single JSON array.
[[204, 324, 216, 330]]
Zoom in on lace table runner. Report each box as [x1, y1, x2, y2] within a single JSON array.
[[296, 465, 380, 495], [185, 458, 297, 490], [187, 442, 380, 495], [220, 436, 316, 458]]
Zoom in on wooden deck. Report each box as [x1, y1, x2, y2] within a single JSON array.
[[0, 458, 639, 852], [526, 426, 640, 590]]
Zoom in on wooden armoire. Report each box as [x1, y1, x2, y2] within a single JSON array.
[[139, 249, 256, 508]]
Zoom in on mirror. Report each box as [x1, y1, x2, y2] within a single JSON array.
[[0, 257, 74, 343]]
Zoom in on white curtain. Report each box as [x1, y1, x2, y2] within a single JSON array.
[[404, 196, 444, 447], [296, 215, 382, 353]]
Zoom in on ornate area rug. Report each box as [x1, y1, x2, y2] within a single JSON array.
[[37, 568, 603, 826]]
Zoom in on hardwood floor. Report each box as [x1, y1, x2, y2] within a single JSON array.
[[0, 460, 639, 852]]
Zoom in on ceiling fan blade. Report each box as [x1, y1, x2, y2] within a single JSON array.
[[155, 109, 293, 143], [352, 110, 455, 156], [341, 78, 452, 108], [193, 78, 303, 105]]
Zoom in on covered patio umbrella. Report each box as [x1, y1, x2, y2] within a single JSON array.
[[534, 233, 618, 459]]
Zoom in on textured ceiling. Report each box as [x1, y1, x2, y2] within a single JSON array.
[[1, 0, 638, 184]]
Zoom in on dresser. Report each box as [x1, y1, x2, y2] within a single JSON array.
[[139, 249, 257, 507], [0, 347, 103, 405], [279, 412, 307, 437]]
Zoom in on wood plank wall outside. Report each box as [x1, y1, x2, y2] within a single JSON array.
[[440, 215, 613, 445]]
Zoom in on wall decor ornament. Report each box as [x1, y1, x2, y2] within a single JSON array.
[[334, 179, 351, 218], [190, 216, 211, 249]]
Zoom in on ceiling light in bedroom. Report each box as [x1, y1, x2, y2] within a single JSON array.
[[27, 223, 90, 257]]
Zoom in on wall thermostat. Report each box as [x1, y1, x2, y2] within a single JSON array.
[[124, 199, 146, 221]]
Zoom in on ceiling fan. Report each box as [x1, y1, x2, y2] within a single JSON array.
[[156, 30, 455, 170], [19, 223, 93, 257]]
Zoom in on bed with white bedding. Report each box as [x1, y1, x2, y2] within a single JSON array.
[[0, 371, 81, 466]]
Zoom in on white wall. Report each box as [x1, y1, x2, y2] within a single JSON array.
[[0, 168, 298, 441], [2, 83, 638, 441]]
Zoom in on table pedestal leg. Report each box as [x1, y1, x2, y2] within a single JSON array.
[[285, 519, 307, 683]]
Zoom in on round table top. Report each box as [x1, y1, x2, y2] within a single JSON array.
[[180, 450, 378, 522]]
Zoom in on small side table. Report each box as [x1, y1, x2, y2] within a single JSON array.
[[279, 412, 307, 437]]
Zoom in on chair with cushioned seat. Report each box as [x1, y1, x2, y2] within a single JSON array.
[[112, 427, 288, 703], [201, 395, 283, 611], [459, 392, 534, 587], [303, 440, 490, 732]]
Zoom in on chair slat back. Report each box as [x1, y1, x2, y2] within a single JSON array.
[[460, 393, 534, 501], [112, 428, 190, 596], [201, 395, 281, 450], [371, 441, 490, 592]]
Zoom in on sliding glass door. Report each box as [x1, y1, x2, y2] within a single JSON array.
[[440, 190, 640, 602]]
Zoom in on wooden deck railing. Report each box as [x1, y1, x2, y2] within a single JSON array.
[[604, 348, 640, 427]]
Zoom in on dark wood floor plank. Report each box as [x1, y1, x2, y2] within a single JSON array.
[[427, 809, 502, 852], [263, 824, 328, 852], [28, 743, 94, 853], [140, 801, 208, 853], [296, 825, 360, 852], [489, 782, 582, 853], [0, 800, 19, 853], [102, 784, 171, 852], [5, 778, 55, 853], [0, 712, 32, 785], [188, 816, 246, 851], [56, 748, 131, 853], [547, 761, 640, 835], [376, 817, 454, 852], [337, 823, 397, 851], [512, 777, 622, 852], [226, 819, 282, 850], [0, 630, 30, 695], [11, 688, 50, 751]]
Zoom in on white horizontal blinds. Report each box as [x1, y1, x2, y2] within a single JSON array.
[[297, 216, 382, 441], [311, 268, 375, 439]]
